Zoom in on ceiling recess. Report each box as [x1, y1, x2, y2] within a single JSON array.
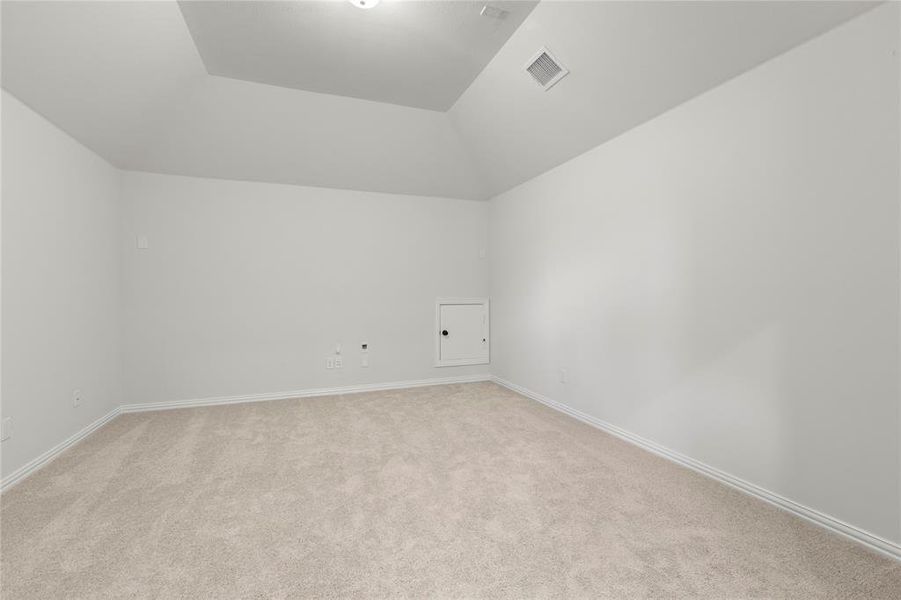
[[525, 47, 568, 90]]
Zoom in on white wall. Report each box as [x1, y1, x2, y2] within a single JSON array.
[[121, 172, 489, 406], [1, 91, 122, 479], [2, 2, 898, 553], [488, 3, 900, 544]]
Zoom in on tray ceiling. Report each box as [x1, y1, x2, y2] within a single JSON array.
[[1, 1, 883, 200], [178, 0, 538, 111]]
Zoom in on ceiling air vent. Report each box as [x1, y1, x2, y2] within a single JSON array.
[[525, 47, 568, 90]]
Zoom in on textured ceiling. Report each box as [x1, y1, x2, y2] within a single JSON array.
[[0, 0, 206, 169], [0, 1, 882, 200], [1, 1, 487, 199], [449, 0, 879, 196], [178, 0, 538, 111]]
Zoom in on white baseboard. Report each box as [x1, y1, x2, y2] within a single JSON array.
[[0, 406, 121, 493], [119, 373, 491, 413], [490, 375, 901, 562], [2, 374, 491, 492], [6, 372, 899, 563]]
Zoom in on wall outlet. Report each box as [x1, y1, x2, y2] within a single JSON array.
[[559, 368, 567, 384], [1, 417, 11, 442], [361, 354, 369, 368], [334, 356, 343, 369], [326, 357, 335, 369], [72, 389, 82, 407]]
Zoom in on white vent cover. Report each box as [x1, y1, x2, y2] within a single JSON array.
[[525, 47, 568, 90]]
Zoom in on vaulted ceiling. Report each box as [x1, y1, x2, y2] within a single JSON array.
[[1, 1, 878, 200]]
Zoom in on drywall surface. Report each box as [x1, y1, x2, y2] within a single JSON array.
[[1, 91, 122, 478], [178, 0, 538, 111], [1, 0, 206, 169], [121, 172, 489, 405], [130, 75, 489, 200], [488, 4, 901, 543], [450, 0, 876, 197], [1, 1, 488, 200]]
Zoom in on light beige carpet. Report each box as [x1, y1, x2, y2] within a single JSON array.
[[1, 382, 899, 599]]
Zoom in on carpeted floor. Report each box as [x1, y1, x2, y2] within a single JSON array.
[[1, 382, 899, 599]]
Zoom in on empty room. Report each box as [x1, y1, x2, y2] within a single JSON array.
[[1, 0, 900, 597]]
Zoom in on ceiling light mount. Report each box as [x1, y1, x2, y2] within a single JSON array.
[[349, 0, 380, 9]]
